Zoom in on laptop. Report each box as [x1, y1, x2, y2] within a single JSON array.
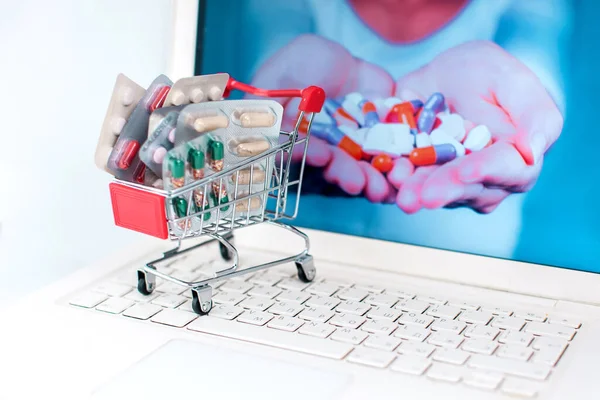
[[2, 0, 600, 399]]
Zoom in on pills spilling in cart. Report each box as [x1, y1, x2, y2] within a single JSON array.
[[301, 91, 494, 173]]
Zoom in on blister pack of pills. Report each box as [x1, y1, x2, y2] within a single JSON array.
[[95, 74, 146, 174], [164, 73, 230, 107], [139, 110, 178, 177], [107, 74, 173, 182]]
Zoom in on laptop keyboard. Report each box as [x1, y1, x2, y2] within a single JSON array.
[[68, 255, 580, 398]]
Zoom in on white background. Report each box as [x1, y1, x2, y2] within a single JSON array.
[[0, 0, 175, 306]]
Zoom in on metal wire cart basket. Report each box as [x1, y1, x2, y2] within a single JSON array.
[[108, 76, 325, 315]]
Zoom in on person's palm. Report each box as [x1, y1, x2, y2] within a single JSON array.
[[249, 34, 396, 201], [391, 40, 563, 213]]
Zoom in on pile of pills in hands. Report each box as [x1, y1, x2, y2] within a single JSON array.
[[301, 92, 493, 173]]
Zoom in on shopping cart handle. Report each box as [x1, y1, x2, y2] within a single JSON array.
[[223, 77, 325, 113]]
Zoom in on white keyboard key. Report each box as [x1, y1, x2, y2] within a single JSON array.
[[394, 325, 431, 342], [468, 355, 551, 380], [305, 295, 341, 310], [532, 345, 568, 367], [298, 307, 335, 323], [267, 300, 304, 317], [335, 300, 371, 316], [96, 297, 134, 314], [298, 321, 336, 338], [151, 308, 197, 327], [432, 348, 470, 365], [367, 306, 402, 321], [398, 341, 435, 357], [515, 311, 547, 322], [364, 335, 402, 352], [330, 328, 369, 345], [498, 331, 534, 346], [491, 316, 526, 331], [426, 305, 461, 319], [395, 299, 430, 314], [525, 321, 576, 340], [416, 296, 447, 305], [124, 290, 161, 303], [111, 270, 136, 285], [464, 325, 500, 340], [277, 278, 311, 291], [336, 288, 369, 301], [363, 293, 398, 307], [208, 303, 244, 320], [428, 332, 464, 349], [502, 378, 540, 398], [426, 364, 463, 383], [384, 289, 415, 299], [353, 283, 385, 293], [549, 316, 581, 329], [220, 281, 253, 294], [212, 292, 246, 306], [496, 344, 534, 361], [249, 273, 282, 286], [347, 348, 395, 368], [398, 312, 434, 328], [187, 318, 352, 359], [390, 355, 431, 375], [151, 294, 187, 308], [157, 282, 187, 295], [246, 285, 282, 299], [464, 370, 504, 390], [276, 290, 311, 304], [458, 310, 493, 325], [462, 338, 498, 355], [91, 282, 132, 297], [306, 282, 339, 297], [361, 319, 397, 335], [238, 297, 274, 311], [319, 278, 351, 288], [431, 318, 466, 334], [267, 315, 304, 332], [533, 336, 569, 350], [170, 269, 202, 282], [329, 313, 366, 329], [122, 303, 163, 320], [482, 306, 513, 316], [237, 310, 273, 326], [69, 292, 108, 308], [177, 300, 194, 313], [448, 301, 479, 310]]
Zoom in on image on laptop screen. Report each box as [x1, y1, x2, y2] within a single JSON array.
[[198, 0, 600, 273]]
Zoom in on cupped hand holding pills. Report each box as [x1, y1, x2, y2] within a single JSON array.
[[249, 35, 563, 213], [391, 41, 563, 213]]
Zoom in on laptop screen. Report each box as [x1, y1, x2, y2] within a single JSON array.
[[197, 0, 600, 274]]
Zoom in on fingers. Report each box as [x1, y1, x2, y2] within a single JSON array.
[[493, 68, 564, 166], [358, 161, 391, 203], [388, 158, 415, 189], [396, 166, 437, 214], [323, 147, 365, 195], [454, 142, 543, 192], [419, 158, 472, 209], [468, 188, 511, 214]]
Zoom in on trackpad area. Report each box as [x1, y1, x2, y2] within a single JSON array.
[[92, 339, 352, 400]]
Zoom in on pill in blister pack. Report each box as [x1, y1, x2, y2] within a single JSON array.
[[230, 107, 277, 128], [139, 111, 178, 176], [107, 74, 173, 183], [175, 107, 230, 146], [95, 74, 146, 174], [164, 73, 230, 107]]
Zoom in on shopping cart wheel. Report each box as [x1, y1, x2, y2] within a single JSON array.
[[192, 286, 213, 315], [296, 254, 316, 283], [219, 233, 235, 261], [137, 267, 156, 295]]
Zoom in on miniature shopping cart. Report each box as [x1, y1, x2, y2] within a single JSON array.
[[108, 76, 325, 315]]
